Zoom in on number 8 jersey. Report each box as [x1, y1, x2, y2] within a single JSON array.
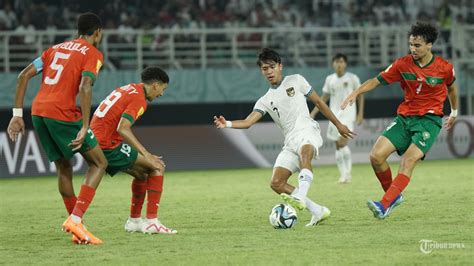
[[32, 38, 103, 122], [91, 83, 148, 150]]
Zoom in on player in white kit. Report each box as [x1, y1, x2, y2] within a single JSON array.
[[311, 54, 364, 183], [214, 48, 355, 226]]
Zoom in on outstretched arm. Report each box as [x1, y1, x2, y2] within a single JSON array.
[[341, 77, 380, 110], [117, 117, 165, 171], [310, 93, 330, 119], [214, 111, 263, 129], [307, 91, 355, 139], [7, 63, 38, 142], [444, 82, 459, 130]]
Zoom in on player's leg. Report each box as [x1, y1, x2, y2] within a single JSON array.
[[336, 136, 351, 183], [369, 136, 397, 191], [128, 153, 176, 234], [123, 168, 147, 233], [328, 122, 346, 181], [55, 158, 76, 214], [296, 144, 315, 199]]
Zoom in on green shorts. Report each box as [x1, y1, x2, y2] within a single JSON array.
[[103, 143, 138, 176], [32, 115, 98, 162], [382, 114, 442, 156]]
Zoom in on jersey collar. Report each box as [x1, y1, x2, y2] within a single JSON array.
[[270, 76, 285, 89], [412, 54, 435, 69]]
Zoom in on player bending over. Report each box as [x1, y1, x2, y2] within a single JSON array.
[[214, 48, 355, 226], [310, 53, 364, 183], [90, 66, 176, 235], [8, 13, 107, 245], [341, 22, 459, 219]]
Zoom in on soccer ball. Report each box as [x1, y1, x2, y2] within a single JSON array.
[[269, 203, 297, 229]]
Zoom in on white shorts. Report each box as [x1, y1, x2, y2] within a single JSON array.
[[274, 121, 323, 173], [326, 120, 354, 142]]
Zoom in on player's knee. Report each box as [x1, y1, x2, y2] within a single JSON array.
[[400, 155, 419, 168], [55, 159, 72, 172], [369, 151, 384, 166], [270, 179, 284, 193]]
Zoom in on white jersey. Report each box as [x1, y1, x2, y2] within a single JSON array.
[[253, 74, 315, 141], [322, 72, 361, 121]]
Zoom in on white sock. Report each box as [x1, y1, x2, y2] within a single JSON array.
[[305, 197, 324, 218], [70, 214, 81, 223], [335, 149, 346, 177], [129, 217, 142, 223], [295, 168, 313, 199], [340, 146, 352, 176]]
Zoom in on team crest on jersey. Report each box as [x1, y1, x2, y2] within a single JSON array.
[[422, 131, 430, 140], [286, 87, 295, 97]]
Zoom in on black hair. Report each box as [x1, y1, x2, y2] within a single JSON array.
[[77, 12, 102, 36], [257, 48, 281, 66], [408, 22, 438, 44], [332, 53, 347, 63], [141, 66, 169, 84]]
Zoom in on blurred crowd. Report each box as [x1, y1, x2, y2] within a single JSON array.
[[1, 0, 473, 37]]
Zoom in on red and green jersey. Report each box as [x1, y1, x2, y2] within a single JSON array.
[[32, 38, 103, 122], [377, 54, 455, 116], [91, 83, 148, 150]]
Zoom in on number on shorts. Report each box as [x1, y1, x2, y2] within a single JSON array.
[[44, 52, 70, 85], [120, 144, 131, 157]]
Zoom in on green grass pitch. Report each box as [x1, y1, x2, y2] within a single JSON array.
[[1, 159, 473, 265]]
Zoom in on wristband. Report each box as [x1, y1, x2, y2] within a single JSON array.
[[13, 108, 23, 117], [225, 121, 233, 128], [450, 109, 458, 118]]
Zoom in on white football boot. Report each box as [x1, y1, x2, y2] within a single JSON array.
[[124, 217, 144, 233], [305, 207, 331, 227], [142, 219, 177, 234]]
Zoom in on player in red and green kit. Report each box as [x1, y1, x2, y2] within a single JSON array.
[[341, 22, 459, 219], [7, 13, 107, 244], [91, 66, 177, 234]]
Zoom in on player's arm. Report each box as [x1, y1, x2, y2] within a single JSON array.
[[7, 62, 41, 142], [309, 93, 330, 119], [307, 90, 355, 139], [69, 75, 94, 151], [444, 82, 459, 130], [214, 111, 263, 129], [117, 117, 165, 170], [356, 93, 365, 125], [341, 77, 380, 110]]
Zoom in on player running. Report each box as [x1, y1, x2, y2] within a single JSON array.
[[90, 66, 176, 234], [214, 48, 355, 226], [341, 22, 459, 219], [310, 53, 364, 183], [7, 13, 107, 244]]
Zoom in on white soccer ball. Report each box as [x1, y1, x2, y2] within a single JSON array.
[[269, 203, 297, 229]]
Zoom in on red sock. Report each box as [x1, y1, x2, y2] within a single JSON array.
[[380, 174, 410, 209], [71, 185, 96, 218], [375, 167, 392, 192], [146, 175, 163, 219], [130, 179, 147, 218], [63, 196, 77, 215]]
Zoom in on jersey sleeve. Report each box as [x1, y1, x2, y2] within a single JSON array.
[[322, 76, 330, 94], [253, 97, 268, 116], [81, 50, 104, 82], [445, 63, 456, 86], [122, 97, 146, 124], [377, 59, 401, 85], [296, 74, 313, 96]]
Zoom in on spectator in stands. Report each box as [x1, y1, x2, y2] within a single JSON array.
[[15, 14, 35, 44], [0, 2, 17, 30]]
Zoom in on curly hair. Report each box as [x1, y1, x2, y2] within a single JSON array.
[[408, 22, 438, 44], [141, 66, 169, 84]]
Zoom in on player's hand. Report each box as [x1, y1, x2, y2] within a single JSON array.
[[69, 127, 88, 151], [213, 115, 227, 129], [7, 116, 25, 142], [341, 93, 357, 110], [444, 116, 456, 130], [337, 124, 356, 139], [145, 153, 166, 172], [356, 115, 364, 125]]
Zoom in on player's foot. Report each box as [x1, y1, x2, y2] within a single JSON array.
[[305, 207, 331, 227], [142, 219, 177, 234], [281, 193, 306, 211], [125, 218, 144, 233], [338, 174, 351, 184], [367, 200, 391, 219], [62, 216, 103, 245], [71, 234, 88, 245], [391, 194, 404, 208]]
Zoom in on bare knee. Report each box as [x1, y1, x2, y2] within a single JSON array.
[[270, 179, 285, 194], [370, 150, 386, 166], [400, 155, 420, 170]]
